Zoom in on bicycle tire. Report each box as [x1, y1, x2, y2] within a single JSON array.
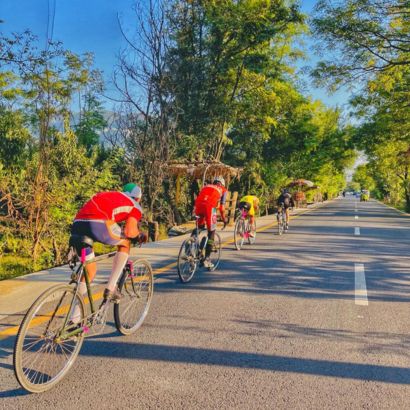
[[177, 237, 198, 283], [114, 259, 154, 335], [234, 218, 245, 250], [208, 232, 221, 271], [277, 213, 283, 236], [14, 284, 85, 393]]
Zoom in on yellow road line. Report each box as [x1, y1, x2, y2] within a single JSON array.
[[0, 206, 315, 340]]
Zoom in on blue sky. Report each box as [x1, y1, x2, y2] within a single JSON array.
[[0, 0, 349, 109]]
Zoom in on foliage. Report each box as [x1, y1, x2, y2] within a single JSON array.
[[0, 2, 358, 279], [312, 0, 410, 89]]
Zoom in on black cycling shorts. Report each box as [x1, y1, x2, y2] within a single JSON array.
[[238, 201, 251, 211]]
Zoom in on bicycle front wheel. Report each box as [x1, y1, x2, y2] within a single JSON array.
[[14, 284, 85, 393], [208, 232, 222, 271], [114, 259, 154, 335], [177, 237, 198, 283], [234, 218, 245, 250]]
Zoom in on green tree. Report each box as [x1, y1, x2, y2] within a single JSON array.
[[75, 94, 107, 154], [169, 0, 304, 159], [312, 0, 410, 88]]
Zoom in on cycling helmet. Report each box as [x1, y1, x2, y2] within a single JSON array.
[[213, 176, 225, 187], [123, 183, 142, 199]]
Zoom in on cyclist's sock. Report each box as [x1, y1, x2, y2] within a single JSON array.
[[205, 239, 214, 258], [106, 251, 129, 292]]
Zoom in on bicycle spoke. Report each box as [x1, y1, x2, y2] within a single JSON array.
[[14, 284, 85, 392], [114, 260, 153, 335]]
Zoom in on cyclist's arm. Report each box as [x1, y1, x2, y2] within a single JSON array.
[[219, 191, 228, 221], [124, 216, 140, 238], [219, 204, 226, 220]]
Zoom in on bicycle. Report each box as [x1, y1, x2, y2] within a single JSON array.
[[177, 217, 222, 283], [13, 234, 154, 393], [234, 206, 256, 250], [277, 203, 287, 235]]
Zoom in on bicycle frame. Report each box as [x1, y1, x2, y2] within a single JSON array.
[[58, 248, 105, 340], [192, 216, 208, 255], [239, 209, 251, 239]]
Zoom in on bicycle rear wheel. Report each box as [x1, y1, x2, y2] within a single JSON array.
[[234, 218, 245, 250], [208, 232, 221, 271], [14, 284, 85, 393], [114, 259, 154, 335], [277, 214, 283, 235], [177, 237, 198, 283]]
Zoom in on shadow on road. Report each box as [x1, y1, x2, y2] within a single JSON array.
[[77, 340, 410, 385]]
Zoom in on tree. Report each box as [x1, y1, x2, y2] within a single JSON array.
[[169, 0, 304, 159], [114, 0, 177, 221], [75, 94, 107, 154], [352, 164, 376, 191], [0, 32, 117, 268], [312, 0, 410, 88]]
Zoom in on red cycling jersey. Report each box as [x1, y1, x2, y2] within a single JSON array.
[[194, 184, 227, 231], [195, 184, 227, 208], [74, 192, 142, 223]]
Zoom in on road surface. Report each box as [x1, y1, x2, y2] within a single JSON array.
[[0, 197, 409, 409]]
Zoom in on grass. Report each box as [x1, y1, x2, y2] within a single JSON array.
[[0, 255, 32, 280]]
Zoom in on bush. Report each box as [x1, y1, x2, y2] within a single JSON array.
[[0, 255, 33, 280]]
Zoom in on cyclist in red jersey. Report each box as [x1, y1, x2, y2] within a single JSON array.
[[194, 176, 228, 268], [69, 183, 147, 322]]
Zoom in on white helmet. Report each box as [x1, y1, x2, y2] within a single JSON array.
[[213, 176, 225, 187]]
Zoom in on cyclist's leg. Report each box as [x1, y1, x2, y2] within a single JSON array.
[[204, 206, 217, 266], [285, 207, 290, 226], [248, 204, 255, 236], [70, 245, 95, 323], [277, 206, 283, 220], [74, 220, 130, 298], [101, 221, 131, 296], [70, 221, 97, 292], [193, 202, 206, 236]]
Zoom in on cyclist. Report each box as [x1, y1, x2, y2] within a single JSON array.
[[69, 183, 147, 322], [277, 188, 295, 230], [238, 194, 260, 237], [194, 176, 228, 268]]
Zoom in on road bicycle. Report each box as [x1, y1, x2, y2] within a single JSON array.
[[277, 204, 287, 235], [13, 235, 154, 393], [177, 217, 222, 283], [234, 206, 256, 250]]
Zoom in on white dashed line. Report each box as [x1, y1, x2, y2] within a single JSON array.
[[355, 263, 368, 306], [354, 227, 360, 236]]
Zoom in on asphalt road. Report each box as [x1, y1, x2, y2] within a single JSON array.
[[0, 197, 409, 409]]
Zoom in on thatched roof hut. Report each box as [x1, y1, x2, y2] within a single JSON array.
[[167, 160, 242, 184], [166, 160, 242, 204]]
